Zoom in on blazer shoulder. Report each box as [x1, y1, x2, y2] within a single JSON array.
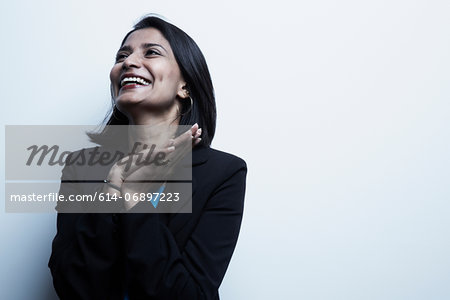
[[207, 147, 247, 171], [63, 146, 99, 163], [61, 146, 116, 181]]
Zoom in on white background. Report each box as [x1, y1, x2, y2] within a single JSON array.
[[1, 0, 450, 299]]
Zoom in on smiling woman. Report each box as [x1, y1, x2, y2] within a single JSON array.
[[110, 28, 189, 124], [48, 15, 247, 300], [102, 16, 217, 147]]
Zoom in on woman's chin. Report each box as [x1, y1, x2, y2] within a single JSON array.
[[115, 95, 144, 107]]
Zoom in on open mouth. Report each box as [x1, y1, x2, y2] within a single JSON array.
[[120, 76, 152, 89]]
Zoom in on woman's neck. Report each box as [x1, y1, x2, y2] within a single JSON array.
[[127, 112, 180, 153]]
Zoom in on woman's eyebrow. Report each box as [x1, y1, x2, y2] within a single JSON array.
[[117, 45, 132, 53], [142, 43, 168, 54]]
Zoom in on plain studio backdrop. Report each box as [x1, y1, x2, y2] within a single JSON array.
[[1, 0, 449, 299]]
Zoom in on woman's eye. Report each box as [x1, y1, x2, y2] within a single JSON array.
[[115, 53, 128, 62], [145, 49, 160, 56]]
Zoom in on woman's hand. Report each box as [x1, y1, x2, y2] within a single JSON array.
[[103, 124, 201, 211]]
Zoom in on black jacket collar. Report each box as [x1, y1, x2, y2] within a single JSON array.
[[192, 145, 210, 166]]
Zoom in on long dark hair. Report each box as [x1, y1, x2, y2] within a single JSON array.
[[90, 15, 216, 147]]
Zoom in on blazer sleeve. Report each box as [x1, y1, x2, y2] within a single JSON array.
[[122, 156, 247, 299], [48, 162, 121, 300]]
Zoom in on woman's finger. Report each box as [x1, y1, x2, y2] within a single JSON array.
[[194, 128, 202, 139]]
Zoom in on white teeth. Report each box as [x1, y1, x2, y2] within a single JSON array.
[[120, 76, 151, 87]]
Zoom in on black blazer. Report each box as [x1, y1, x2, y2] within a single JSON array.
[[48, 145, 247, 300]]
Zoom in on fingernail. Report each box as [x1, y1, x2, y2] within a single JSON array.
[[167, 146, 175, 152], [191, 123, 198, 128]]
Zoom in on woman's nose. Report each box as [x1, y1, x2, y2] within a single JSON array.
[[122, 53, 141, 69]]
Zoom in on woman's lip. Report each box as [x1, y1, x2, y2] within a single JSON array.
[[120, 84, 149, 91]]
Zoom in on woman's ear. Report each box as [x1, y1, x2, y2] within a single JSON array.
[[177, 83, 189, 99]]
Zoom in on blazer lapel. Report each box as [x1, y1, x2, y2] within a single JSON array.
[[166, 145, 210, 234]]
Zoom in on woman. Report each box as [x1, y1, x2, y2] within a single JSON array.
[[49, 15, 247, 299]]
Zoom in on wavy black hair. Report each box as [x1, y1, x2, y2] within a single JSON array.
[[91, 15, 216, 147]]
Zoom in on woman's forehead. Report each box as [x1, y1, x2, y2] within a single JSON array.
[[123, 28, 170, 48]]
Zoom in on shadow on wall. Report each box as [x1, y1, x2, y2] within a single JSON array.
[[41, 279, 59, 300]]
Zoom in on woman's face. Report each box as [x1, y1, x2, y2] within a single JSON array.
[[110, 28, 188, 121]]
